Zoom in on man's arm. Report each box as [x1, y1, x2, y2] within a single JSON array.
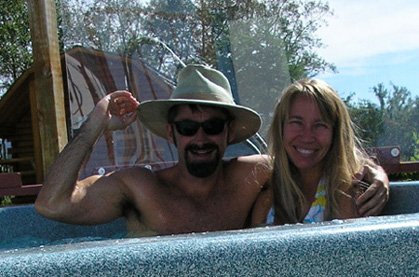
[[354, 164, 390, 217], [35, 91, 139, 224]]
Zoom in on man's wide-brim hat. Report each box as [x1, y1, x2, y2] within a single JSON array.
[[137, 64, 261, 144]]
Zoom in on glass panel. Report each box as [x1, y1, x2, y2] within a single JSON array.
[[65, 47, 178, 178]]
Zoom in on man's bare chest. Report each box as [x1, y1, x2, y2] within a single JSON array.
[[127, 194, 252, 235]]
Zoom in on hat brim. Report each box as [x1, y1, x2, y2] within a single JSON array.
[[137, 99, 261, 144]]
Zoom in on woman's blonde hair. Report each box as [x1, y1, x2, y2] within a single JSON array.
[[268, 78, 367, 224]]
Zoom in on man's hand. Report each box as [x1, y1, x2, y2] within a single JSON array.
[[354, 164, 390, 216], [93, 90, 139, 131]]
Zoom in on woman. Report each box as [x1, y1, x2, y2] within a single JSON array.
[[257, 78, 373, 225]]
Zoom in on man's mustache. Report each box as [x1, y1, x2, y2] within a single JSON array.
[[185, 143, 218, 152]]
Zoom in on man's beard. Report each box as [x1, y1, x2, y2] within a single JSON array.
[[184, 143, 221, 178]]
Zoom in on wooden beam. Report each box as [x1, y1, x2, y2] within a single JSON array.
[[29, 76, 44, 183], [27, 0, 68, 181]]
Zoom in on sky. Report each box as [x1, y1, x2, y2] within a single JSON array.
[[316, 0, 419, 104]]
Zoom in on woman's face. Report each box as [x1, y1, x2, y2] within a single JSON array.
[[283, 94, 333, 175]]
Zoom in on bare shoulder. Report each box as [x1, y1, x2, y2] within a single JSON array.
[[226, 154, 271, 187], [110, 166, 161, 188]]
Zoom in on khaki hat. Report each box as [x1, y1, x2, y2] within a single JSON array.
[[136, 64, 261, 144]]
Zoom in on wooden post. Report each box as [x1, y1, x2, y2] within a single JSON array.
[[27, 0, 68, 182]]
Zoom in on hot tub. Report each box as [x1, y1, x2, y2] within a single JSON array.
[[0, 181, 418, 276]]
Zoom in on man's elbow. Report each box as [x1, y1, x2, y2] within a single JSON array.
[[34, 192, 63, 220], [34, 196, 53, 218]]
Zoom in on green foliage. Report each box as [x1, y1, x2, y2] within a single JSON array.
[[0, 1, 65, 97], [411, 132, 419, 162], [1, 196, 14, 206], [388, 172, 419, 182], [345, 95, 384, 147], [347, 83, 419, 161], [0, 0, 32, 96]]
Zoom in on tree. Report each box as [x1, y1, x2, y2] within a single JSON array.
[[347, 83, 419, 160], [344, 95, 384, 147], [0, 0, 32, 97]]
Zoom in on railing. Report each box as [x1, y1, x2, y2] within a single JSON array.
[[368, 146, 419, 175], [0, 172, 42, 198]]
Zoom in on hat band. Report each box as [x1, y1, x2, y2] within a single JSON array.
[[172, 92, 235, 105]]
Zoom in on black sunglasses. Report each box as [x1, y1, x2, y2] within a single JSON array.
[[172, 118, 229, 136]]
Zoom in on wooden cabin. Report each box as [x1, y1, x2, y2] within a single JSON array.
[[0, 70, 37, 186]]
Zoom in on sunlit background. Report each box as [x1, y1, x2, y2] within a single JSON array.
[[317, 0, 419, 104]]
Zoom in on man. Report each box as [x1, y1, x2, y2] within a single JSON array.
[[35, 64, 389, 236]]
